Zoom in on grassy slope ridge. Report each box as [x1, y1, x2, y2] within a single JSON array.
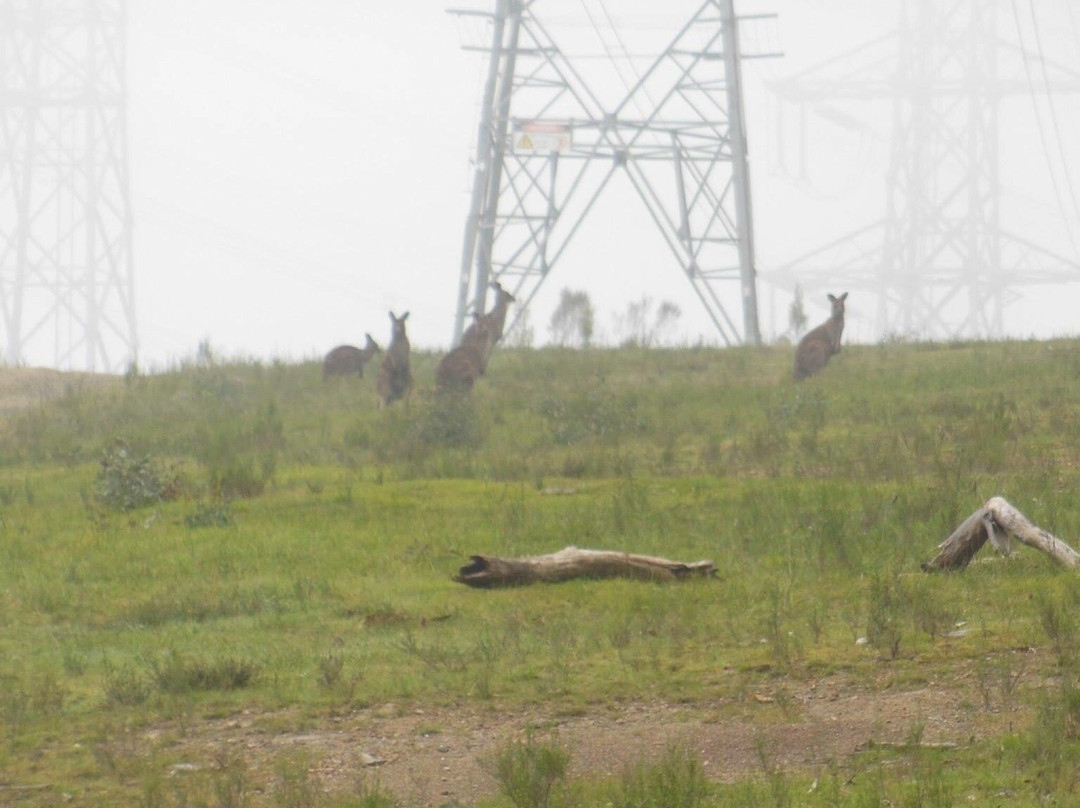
[[2, 339, 1080, 804]]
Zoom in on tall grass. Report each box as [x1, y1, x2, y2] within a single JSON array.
[[1, 338, 1080, 803]]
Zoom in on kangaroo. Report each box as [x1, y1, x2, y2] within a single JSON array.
[[376, 311, 412, 408], [793, 292, 847, 381], [322, 334, 380, 380], [436, 319, 490, 394], [459, 280, 516, 374], [457, 312, 487, 353]]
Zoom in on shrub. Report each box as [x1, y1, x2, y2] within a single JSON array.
[[488, 732, 569, 808], [102, 661, 150, 706], [209, 457, 268, 499], [537, 385, 646, 446], [416, 395, 484, 449], [607, 747, 710, 808], [866, 573, 904, 660], [196, 400, 284, 499], [149, 651, 260, 694], [184, 499, 233, 529], [94, 441, 178, 511]]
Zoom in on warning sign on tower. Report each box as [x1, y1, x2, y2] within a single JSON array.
[[511, 122, 571, 153]]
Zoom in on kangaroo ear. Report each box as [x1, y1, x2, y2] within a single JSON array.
[[401, 312, 410, 321], [840, 292, 848, 301], [827, 294, 837, 303], [389, 310, 396, 320]]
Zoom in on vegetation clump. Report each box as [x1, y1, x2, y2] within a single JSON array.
[[488, 732, 569, 808], [93, 440, 178, 511]]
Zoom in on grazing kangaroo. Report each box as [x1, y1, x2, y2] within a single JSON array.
[[436, 319, 490, 394], [376, 311, 412, 408], [459, 280, 516, 374], [793, 292, 847, 381], [322, 334, 380, 380]]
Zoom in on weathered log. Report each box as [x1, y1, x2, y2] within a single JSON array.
[[985, 496, 1080, 569], [453, 546, 717, 588], [920, 508, 993, 572], [922, 497, 1080, 572]]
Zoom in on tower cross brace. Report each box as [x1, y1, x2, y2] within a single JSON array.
[[449, 0, 775, 347], [768, 0, 1080, 340], [0, 0, 137, 372]]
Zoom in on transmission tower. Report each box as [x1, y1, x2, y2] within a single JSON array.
[[449, 0, 778, 346], [768, 0, 1080, 340], [0, 0, 137, 372]]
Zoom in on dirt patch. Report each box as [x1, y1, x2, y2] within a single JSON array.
[[0, 367, 116, 414], [153, 659, 1035, 806]]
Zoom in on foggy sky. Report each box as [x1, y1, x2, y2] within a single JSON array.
[[125, 0, 1080, 369]]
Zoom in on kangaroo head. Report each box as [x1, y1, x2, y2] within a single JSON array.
[[827, 292, 847, 320], [389, 311, 410, 341], [365, 333, 381, 352], [491, 280, 516, 306]]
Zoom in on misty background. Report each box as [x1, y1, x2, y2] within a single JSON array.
[[126, 0, 1080, 367]]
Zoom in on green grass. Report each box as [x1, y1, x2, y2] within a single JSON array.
[[2, 338, 1080, 804]]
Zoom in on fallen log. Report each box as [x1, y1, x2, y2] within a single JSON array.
[[922, 496, 1080, 572], [453, 546, 717, 588]]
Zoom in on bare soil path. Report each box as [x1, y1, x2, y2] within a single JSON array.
[[155, 658, 1034, 806]]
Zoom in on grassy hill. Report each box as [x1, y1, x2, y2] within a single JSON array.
[[1, 339, 1079, 805]]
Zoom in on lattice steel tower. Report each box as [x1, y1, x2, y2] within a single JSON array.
[[449, 0, 775, 346], [769, 0, 1080, 340], [0, 0, 137, 372]]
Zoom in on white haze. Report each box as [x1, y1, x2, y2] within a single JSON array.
[[125, 0, 1080, 368]]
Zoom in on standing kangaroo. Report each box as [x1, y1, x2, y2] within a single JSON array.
[[376, 311, 412, 408], [436, 318, 490, 394], [322, 334, 380, 380], [459, 281, 516, 374], [793, 292, 847, 381]]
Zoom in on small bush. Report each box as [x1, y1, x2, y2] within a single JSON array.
[[352, 779, 402, 808], [537, 385, 646, 447], [607, 747, 710, 808], [416, 395, 484, 449], [488, 732, 569, 808], [94, 441, 178, 511], [102, 662, 150, 706], [274, 752, 319, 808], [317, 649, 345, 689], [185, 499, 233, 529], [210, 748, 251, 808], [866, 573, 904, 660], [197, 400, 284, 499], [209, 457, 268, 499], [149, 651, 259, 694], [1037, 592, 1078, 665]]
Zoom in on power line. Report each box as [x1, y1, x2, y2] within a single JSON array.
[[1009, 0, 1080, 256], [594, 0, 658, 109], [1026, 0, 1080, 226], [1065, 0, 1080, 52], [138, 195, 364, 302], [575, 0, 651, 120]]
